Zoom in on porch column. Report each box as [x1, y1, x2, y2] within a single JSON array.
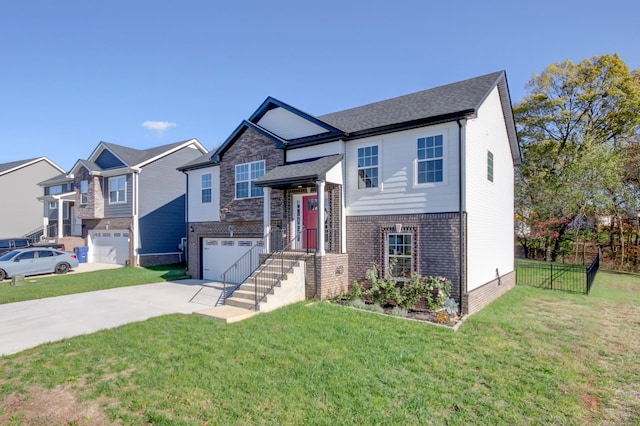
[[57, 199, 64, 238], [316, 180, 325, 256], [263, 186, 272, 253]]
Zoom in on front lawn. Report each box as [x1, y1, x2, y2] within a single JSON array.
[[0, 270, 638, 424], [0, 264, 189, 305]]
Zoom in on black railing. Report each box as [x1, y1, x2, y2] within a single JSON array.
[[252, 228, 304, 310], [586, 253, 600, 294], [516, 255, 600, 295]]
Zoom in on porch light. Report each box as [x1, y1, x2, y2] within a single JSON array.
[[228, 225, 236, 237]]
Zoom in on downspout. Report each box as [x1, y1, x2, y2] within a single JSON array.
[[456, 117, 464, 314]]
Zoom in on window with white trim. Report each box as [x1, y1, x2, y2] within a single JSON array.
[[109, 176, 126, 204], [80, 180, 89, 205], [235, 160, 265, 199], [357, 145, 379, 189], [387, 233, 413, 278], [201, 173, 212, 203], [487, 150, 494, 182], [417, 135, 444, 184]]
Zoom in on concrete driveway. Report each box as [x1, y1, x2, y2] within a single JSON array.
[[0, 280, 223, 356]]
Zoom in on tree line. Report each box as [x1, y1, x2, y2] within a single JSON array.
[[514, 54, 640, 270]]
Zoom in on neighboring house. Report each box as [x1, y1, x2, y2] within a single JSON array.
[[180, 71, 521, 315], [39, 139, 208, 266], [0, 157, 65, 239]]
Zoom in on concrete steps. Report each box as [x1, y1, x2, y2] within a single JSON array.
[[196, 257, 306, 322]]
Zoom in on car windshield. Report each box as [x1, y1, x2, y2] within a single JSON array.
[[0, 250, 21, 261]]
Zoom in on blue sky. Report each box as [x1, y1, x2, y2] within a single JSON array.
[[2, 0, 638, 171]]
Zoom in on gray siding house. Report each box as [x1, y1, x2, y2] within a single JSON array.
[[41, 139, 207, 266], [0, 157, 64, 238]]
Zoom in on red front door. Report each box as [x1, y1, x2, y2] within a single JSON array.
[[303, 195, 317, 249]]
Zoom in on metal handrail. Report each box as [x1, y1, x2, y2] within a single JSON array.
[[252, 227, 305, 310]]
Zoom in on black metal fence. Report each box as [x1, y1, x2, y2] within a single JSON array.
[[516, 254, 600, 295]]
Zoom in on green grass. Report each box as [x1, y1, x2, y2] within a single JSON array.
[[0, 264, 189, 305], [0, 270, 639, 424]]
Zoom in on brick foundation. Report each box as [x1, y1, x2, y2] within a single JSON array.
[[463, 270, 516, 315], [346, 213, 466, 302]]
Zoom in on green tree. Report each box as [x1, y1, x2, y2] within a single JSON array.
[[515, 54, 640, 262]]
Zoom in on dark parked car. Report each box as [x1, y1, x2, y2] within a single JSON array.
[[0, 238, 31, 256], [0, 248, 79, 281]]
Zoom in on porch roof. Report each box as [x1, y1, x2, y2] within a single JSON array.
[[254, 154, 343, 188]]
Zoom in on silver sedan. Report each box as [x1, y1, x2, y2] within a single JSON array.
[[0, 248, 79, 281]]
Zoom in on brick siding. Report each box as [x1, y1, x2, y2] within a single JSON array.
[[463, 270, 516, 315], [219, 128, 285, 222], [346, 212, 466, 301]]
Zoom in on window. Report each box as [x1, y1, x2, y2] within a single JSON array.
[[235, 160, 265, 199], [487, 150, 494, 182], [417, 135, 444, 184], [109, 176, 126, 204], [49, 201, 58, 210], [37, 250, 54, 258], [201, 173, 212, 203], [47, 185, 63, 196], [387, 233, 413, 278], [80, 180, 89, 204], [357, 145, 379, 189]]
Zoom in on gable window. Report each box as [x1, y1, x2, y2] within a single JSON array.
[[387, 233, 413, 278], [417, 135, 444, 184], [109, 176, 126, 204], [235, 160, 265, 199], [487, 150, 494, 182], [201, 173, 212, 203], [357, 145, 379, 189], [80, 180, 89, 205]]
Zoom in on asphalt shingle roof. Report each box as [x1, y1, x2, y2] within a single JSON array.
[[101, 140, 189, 167], [254, 155, 344, 186], [0, 158, 40, 175], [318, 71, 504, 134]]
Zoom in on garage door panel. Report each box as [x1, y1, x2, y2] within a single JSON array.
[[89, 230, 130, 265], [202, 238, 262, 282]]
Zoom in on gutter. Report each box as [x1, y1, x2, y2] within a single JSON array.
[[456, 117, 465, 314]]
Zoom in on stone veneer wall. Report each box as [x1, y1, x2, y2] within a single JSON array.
[[74, 167, 104, 220], [346, 212, 466, 302], [463, 270, 516, 315], [219, 128, 285, 222]]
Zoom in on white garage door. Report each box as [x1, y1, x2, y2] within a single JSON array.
[[202, 238, 262, 283], [89, 230, 130, 265]]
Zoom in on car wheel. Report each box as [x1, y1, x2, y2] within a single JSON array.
[[55, 263, 70, 274], [0, 269, 6, 281]]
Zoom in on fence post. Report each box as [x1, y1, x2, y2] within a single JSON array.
[[550, 263, 553, 290]]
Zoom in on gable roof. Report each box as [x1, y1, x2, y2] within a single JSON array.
[[73, 139, 206, 175], [180, 71, 520, 171], [320, 71, 505, 135], [0, 157, 64, 177]]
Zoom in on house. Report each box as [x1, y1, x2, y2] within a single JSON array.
[[0, 157, 65, 239], [39, 139, 208, 266], [180, 71, 521, 315]]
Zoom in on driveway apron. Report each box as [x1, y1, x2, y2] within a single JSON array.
[[0, 280, 222, 356]]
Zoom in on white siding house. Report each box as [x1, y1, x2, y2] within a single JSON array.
[[180, 71, 520, 314]]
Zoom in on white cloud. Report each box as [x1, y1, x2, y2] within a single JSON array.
[[142, 120, 176, 135]]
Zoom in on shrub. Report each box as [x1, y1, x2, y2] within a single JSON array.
[[391, 306, 408, 317], [364, 303, 385, 314], [347, 298, 366, 309], [364, 263, 400, 306], [424, 276, 452, 311], [397, 273, 424, 309]]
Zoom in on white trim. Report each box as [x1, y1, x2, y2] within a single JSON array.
[[108, 175, 127, 204], [0, 157, 64, 177], [354, 140, 382, 192], [234, 160, 265, 199], [413, 132, 448, 188], [135, 138, 207, 168]]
